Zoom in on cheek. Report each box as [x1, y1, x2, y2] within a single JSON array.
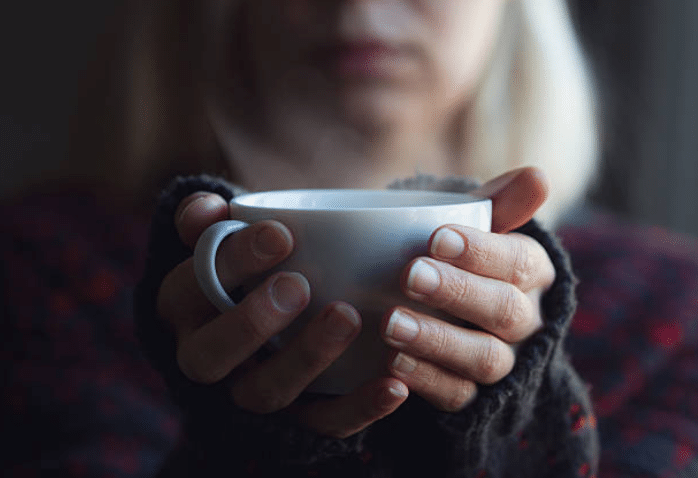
[[435, 35, 485, 99], [428, 0, 506, 99]]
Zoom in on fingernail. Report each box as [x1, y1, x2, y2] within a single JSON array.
[[378, 382, 409, 408], [431, 228, 465, 259], [386, 309, 419, 342], [270, 273, 309, 313], [176, 194, 224, 226], [407, 260, 440, 296], [387, 382, 409, 398], [392, 353, 417, 375], [252, 224, 292, 259], [325, 304, 360, 341]]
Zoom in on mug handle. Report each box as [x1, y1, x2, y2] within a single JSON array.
[[193, 220, 250, 313]]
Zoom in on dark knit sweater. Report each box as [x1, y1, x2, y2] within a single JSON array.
[[133, 174, 600, 477]]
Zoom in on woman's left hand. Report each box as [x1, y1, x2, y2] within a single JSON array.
[[382, 167, 556, 412]]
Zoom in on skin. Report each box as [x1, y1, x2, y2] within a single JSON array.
[[247, 0, 507, 125], [156, 0, 556, 439], [222, 0, 510, 190], [158, 167, 554, 437]]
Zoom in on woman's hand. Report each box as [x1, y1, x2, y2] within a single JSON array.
[[382, 167, 556, 412], [157, 192, 408, 439]]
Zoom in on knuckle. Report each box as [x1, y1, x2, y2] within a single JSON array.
[[443, 273, 474, 310], [466, 234, 492, 266], [477, 339, 510, 384], [495, 285, 528, 338], [415, 362, 441, 391], [422, 320, 451, 359], [443, 381, 476, 412], [510, 239, 533, 288]]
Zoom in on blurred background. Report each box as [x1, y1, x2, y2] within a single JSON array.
[[1, 1, 697, 237], [569, 0, 698, 238]]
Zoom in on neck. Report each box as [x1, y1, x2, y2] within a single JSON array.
[[360, 117, 459, 187], [215, 91, 471, 191]]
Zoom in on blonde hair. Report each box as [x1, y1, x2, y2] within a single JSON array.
[[68, 0, 598, 225], [467, 0, 599, 226]]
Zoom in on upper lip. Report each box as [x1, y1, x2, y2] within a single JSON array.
[[336, 39, 402, 54], [309, 37, 412, 76], [314, 39, 405, 64]]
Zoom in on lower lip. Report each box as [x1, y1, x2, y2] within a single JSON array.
[[334, 46, 405, 79]]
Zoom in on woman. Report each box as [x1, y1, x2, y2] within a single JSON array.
[[130, 0, 600, 476], [3, 0, 603, 476]]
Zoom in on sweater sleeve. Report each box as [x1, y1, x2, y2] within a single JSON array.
[[135, 174, 599, 478]]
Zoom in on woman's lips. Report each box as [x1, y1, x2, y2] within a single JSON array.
[[332, 42, 408, 79]]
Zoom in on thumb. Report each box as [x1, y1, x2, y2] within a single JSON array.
[[470, 167, 550, 233]]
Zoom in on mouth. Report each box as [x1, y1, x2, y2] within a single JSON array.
[[315, 40, 416, 82]]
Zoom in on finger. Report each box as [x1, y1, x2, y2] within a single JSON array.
[[158, 220, 294, 330], [291, 377, 409, 439], [176, 271, 310, 384], [470, 167, 550, 233], [388, 351, 478, 412], [214, 219, 294, 287], [401, 258, 543, 343], [429, 226, 555, 292], [175, 193, 230, 248], [230, 303, 362, 414], [158, 258, 219, 333], [382, 308, 515, 385]]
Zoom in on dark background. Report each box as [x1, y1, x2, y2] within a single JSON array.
[[0, 2, 121, 193], [2, 1, 697, 237], [569, 0, 698, 237]]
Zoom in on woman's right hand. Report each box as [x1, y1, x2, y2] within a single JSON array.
[[156, 192, 409, 439]]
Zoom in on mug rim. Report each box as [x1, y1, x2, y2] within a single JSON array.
[[231, 188, 489, 212]]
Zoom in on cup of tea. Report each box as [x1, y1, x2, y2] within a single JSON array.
[[193, 189, 491, 394]]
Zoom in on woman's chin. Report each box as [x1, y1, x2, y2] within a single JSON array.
[[337, 84, 419, 135]]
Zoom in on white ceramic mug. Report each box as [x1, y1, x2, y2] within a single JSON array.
[[193, 189, 491, 394]]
